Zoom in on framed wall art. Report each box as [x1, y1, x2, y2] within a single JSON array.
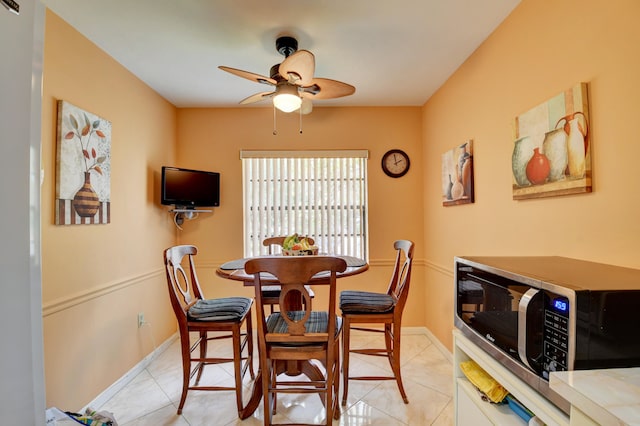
[[512, 83, 591, 200], [55, 100, 111, 225], [442, 140, 474, 206]]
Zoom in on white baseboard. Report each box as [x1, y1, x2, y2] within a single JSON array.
[[82, 332, 179, 412], [357, 325, 453, 364], [419, 326, 453, 364]]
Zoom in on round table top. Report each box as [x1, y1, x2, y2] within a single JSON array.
[[216, 255, 369, 283]]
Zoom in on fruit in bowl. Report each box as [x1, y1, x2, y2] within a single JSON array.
[[282, 248, 319, 256], [281, 233, 318, 256]]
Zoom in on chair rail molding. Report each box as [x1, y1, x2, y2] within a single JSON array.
[[425, 259, 453, 277], [42, 268, 164, 317]]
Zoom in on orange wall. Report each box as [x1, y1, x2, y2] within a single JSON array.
[[422, 0, 640, 350], [174, 107, 426, 326], [41, 11, 177, 409]]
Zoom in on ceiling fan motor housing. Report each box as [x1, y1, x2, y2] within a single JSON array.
[[270, 64, 283, 80], [276, 36, 298, 57]]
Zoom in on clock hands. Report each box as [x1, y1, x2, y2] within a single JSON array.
[[392, 154, 404, 166]]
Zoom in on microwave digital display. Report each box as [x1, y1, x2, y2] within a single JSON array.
[[552, 297, 568, 313]]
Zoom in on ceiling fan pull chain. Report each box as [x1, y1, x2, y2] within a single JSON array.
[[273, 104, 278, 135], [299, 105, 303, 134]]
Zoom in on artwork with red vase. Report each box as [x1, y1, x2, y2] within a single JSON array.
[[512, 83, 591, 200]]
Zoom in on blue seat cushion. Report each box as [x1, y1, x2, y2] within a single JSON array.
[[188, 297, 252, 322], [260, 285, 315, 300], [266, 311, 342, 342], [261, 285, 282, 299], [340, 290, 395, 314]]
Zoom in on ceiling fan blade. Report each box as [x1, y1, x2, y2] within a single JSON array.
[[278, 50, 315, 86], [218, 66, 277, 86], [301, 78, 356, 100], [239, 91, 275, 105]]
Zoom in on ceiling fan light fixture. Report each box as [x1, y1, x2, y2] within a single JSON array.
[[273, 84, 302, 113]]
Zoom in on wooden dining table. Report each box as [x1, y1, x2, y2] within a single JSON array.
[[216, 254, 368, 284], [215, 254, 369, 419]]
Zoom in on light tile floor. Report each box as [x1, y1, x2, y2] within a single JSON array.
[[98, 331, 454, 425]]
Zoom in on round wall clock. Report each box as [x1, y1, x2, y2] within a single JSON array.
[[381, 149, 410, 178]]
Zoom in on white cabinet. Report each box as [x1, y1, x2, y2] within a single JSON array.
[[453, 330, 569, 426]]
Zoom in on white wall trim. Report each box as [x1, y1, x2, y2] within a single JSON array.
[[424, 259, 453, 278], [424, 327, 453, 364], [1, 0, 46, 422], [404, 326, 453, 363], [347, 326, 451, 363], [42, 268, 164, 317], [240, 149, 369, 159], [82, 332, 179, 412]]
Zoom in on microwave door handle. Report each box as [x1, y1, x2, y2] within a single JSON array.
[[518, 288, 539, 372]]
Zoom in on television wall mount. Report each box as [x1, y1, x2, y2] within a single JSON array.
[[169, 208, 212, 230]]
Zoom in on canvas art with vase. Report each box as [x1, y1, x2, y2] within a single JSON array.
[[55, 100, 112, 225], [442, 140, 474, 206], [511, 83, 591, 200]]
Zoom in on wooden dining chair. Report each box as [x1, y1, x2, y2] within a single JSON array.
[[261, 236, 316, 313], [339, 239, 415, 405], [245, 256, 347, 426], [163, 245, 255, 416]]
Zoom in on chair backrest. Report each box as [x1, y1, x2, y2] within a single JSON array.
[[386, 240, 415, 317], [163, 245, 205, 323], [262, 236, 315, 254], [245, 256, 346, 344]]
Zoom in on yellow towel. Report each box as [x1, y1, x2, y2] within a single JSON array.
[[459, 360, 509, 403]]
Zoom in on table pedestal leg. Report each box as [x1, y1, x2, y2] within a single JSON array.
[[238, 360, 326, 419]]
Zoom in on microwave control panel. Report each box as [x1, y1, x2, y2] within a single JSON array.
[[542, 296, 570, 378]]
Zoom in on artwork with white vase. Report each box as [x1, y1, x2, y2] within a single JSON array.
[[55, 100, 112, 225], [442, 140, 474, 206], [512, 83, 591, 200]]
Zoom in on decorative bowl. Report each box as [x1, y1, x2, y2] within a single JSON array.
[[282, 248, 319, 256]]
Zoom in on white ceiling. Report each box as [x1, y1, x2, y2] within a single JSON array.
[[42, 0, 521, 109]]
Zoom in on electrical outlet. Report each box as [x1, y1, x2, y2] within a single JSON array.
[[137, 312, 145, 328]]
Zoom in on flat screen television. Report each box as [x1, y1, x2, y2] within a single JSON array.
[[161, 166, 220, 208]]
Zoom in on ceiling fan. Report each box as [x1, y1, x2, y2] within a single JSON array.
[[219, 36, 356, 115]]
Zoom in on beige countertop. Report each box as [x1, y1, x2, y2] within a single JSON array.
[[550, 368, 640, 425]]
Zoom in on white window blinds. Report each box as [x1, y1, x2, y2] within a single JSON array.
[[241, 150, 369, 259]]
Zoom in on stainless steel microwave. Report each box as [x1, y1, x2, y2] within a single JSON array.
[[454, 256, 640, 413]]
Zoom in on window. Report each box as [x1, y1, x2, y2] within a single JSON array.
[[241, 150, 368, 259]]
